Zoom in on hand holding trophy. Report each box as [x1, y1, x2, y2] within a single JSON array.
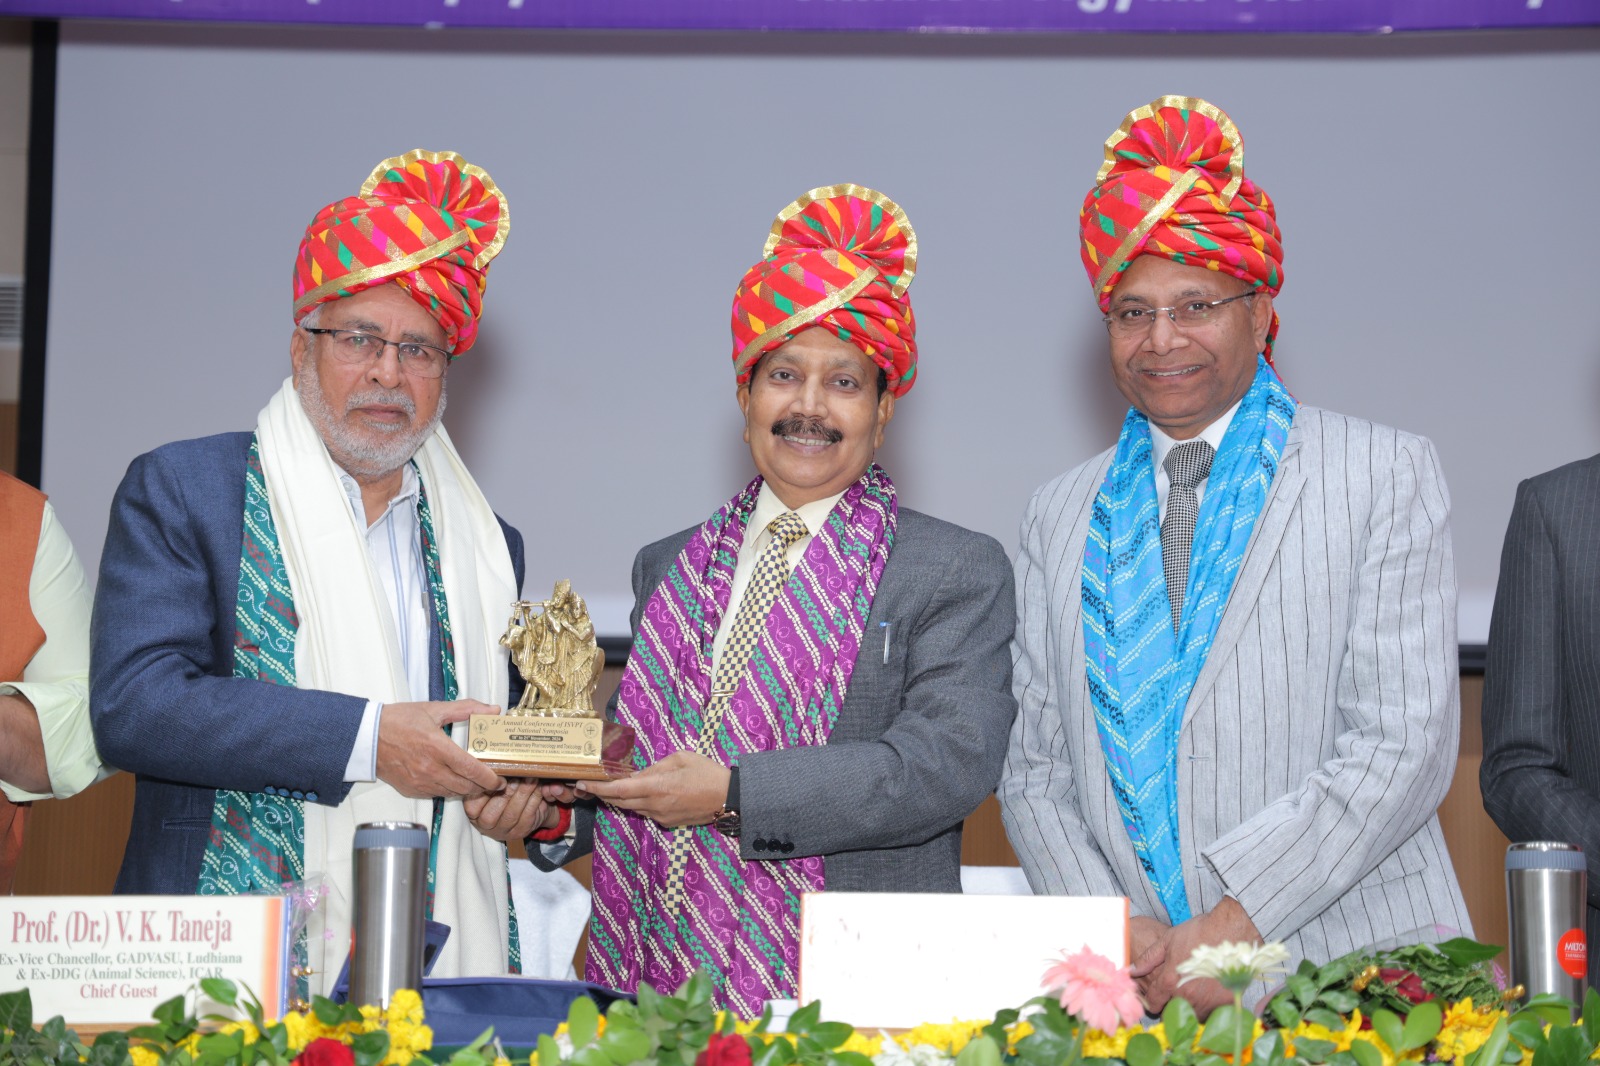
[[468, 579, 636, 780]]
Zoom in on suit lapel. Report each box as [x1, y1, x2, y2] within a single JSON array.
[[1183, 421, 1308, 721]]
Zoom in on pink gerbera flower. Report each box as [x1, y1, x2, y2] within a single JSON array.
[[1041, 946, 1143, 1034]]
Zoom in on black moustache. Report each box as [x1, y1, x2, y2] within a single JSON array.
[[770, 418, 844, 445]]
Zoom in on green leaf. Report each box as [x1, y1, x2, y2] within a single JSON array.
[[1466, 1018, 1511, 1066], [1266, 994, 1301, 1031], [1295, 1037, 1336, 1061], [1507, 1016, 1548, 1052], [153, 994, 190, 1028], [825, 1052, 874, 1066], [539, 1033, 566, 1066], [786, 1001, 822, 1035], [199, 979, 239, 1008], [1198, 1005, 1251, 1055], [0, 988, 31, 1035], [197, 1031, 245, 1058], [313, 998, 345, 1026], [807, 1023, 853, 1050], [1400, 1000, 1442, 1051], [1523, 995, 1578, 1027], [1319, 991, 1360, 1014], [352, 1028, 392, 1066], [1163, 996, 1200, 1048], [573, 1045, 614, 1066], [1286, 975, 1318, 1008], [953, 1034, 1001, 1066], [1535, 1023, 1592, 1066], [1583, 989, 1600, 1046], [570, 996, 601, 1048], [1369, 1009, 1404, 1055], [1126, 1032, 1165, 1066], [1347, 1040, 1383, 1066], [600, 1027, 654, 1065], [1435, 939, 1505, 968], [1303, 1010, 1347, 1032], [752, 1036, 795, 1066]]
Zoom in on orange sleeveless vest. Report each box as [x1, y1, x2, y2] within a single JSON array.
[[0, 471, 47, 893]]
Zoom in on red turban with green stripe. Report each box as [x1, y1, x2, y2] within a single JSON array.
[[293, 149, 509, 354], [1080, 96, 1284, 359], [732, 185, 919, 396]]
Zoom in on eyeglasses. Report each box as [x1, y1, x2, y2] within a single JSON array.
[[1103, 291, 1256, 337], [302, 327, 453, 379]]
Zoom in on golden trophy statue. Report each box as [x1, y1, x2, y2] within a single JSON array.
[[468, 579, 636, 779]]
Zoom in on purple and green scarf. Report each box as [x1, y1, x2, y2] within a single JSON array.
[[587, 465, 896, 1017]]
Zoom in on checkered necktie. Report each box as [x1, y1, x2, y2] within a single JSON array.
[[662, 510, 809, 912], [1161, 439, 1214, 632]]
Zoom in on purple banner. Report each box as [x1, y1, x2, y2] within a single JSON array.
[[0, 0, 1593, 33]]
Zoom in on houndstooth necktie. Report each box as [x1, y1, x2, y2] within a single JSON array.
[[1161, 439, 1215, 632], [662, 509, 809, 911]]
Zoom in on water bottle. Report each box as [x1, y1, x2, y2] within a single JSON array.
[[1506, 841, 1588, 1012], [349, 821, 428, 1008]]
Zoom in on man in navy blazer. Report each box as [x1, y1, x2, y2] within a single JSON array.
[[91, 151, 556, 989]]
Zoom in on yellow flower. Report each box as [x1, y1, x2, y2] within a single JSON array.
[[1435, 999, 1502, 1064], [839, 1032, 883, 1057], [493, 1058, 512, 1066], [219, 1019, 261, 1044], [1292, 1009, 1366, 1054], [1006, 1020, 1036, 1053], [387, 989, 425, 1027], [129, 1045, 161, 1066], [1084, 1025, 1144, 1059], [895, 1020, 988, 1054]]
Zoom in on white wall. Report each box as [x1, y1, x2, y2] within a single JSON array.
[[41, 21, 1600, 641]]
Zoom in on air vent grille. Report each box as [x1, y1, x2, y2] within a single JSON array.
[[0, 278, 21, 344]]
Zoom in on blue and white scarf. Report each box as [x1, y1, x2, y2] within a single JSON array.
[[1081, 355, 1295, 922]]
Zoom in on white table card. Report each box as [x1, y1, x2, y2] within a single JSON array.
[[0, 896, 292, 1027], [799, 893, 1129, 1029]]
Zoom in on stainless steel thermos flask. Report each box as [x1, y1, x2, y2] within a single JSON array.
[[349, 821, 429, 1008], [1506, 841, 1588, 1011]]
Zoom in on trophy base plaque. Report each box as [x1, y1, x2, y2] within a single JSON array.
[[468, 714, 636, 781]]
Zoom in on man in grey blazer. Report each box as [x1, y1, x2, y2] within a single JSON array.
[[999, 97, 1469, 1017], [1481, 455, 1600, 985], [556, 186, 1016, 1015]]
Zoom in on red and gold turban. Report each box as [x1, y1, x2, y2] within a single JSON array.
[[293, 149, 509, 354], [732, 184, 919, 396], [1080, 96, 1284, 359]]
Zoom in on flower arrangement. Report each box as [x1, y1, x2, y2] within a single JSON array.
[[1, 938, 1595, 1066], [0, 981, 484, 1066]]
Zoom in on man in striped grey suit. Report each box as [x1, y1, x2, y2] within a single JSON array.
[[998, 96, 1470, 1017], [1481, 455, 1600, 986]]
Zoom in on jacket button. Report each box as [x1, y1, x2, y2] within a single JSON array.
[[780, 841, 794, 854], [290, 790, 305, 800], [305, 791, 318, 803], [263, 786, 277, 796], [753, 839, 768, 852]]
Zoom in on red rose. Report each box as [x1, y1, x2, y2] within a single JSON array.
[[1377, 968, 1435, 1005], [296, 1038, 356, 1066], [696, 1033, 753, 1066]]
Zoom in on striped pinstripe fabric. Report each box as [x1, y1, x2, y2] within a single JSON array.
[[1482, 453, 1600, 985], [1002, 405, 1471, 986], [588, 468, 895, 1016]]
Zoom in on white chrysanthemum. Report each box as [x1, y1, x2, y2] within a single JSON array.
[[1176, 941, 1292, 993]]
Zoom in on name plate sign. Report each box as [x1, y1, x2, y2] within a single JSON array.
[[0, 896, 291, 1028], [800, 892, 1129, 1029]]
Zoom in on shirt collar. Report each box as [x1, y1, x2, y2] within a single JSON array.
[[749, 481, 847, 542], [1149, 398, 1242, 478], [339, 462, 420, 530]]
